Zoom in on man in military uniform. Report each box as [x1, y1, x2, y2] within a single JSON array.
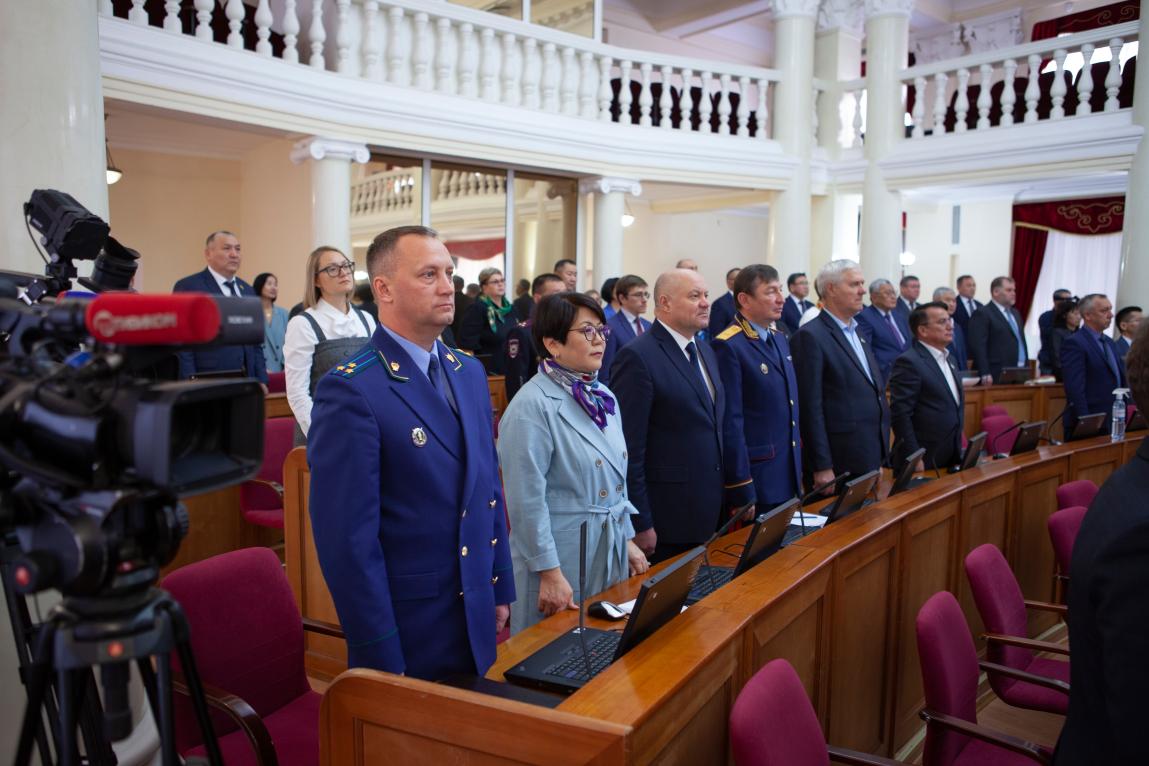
[[308, 225, 515, 681], [502, 272, 565, 401], [712, 264, 802, 511]]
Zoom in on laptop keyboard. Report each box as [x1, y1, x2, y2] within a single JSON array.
[[544, 631, 622, 681], [687, 565, 736, 602]]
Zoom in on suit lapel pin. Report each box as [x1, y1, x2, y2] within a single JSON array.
[[760, 362, 770, 375], [411, 427, 427, 447]]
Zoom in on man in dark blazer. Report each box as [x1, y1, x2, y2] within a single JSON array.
[[1055, 321, 1149, 766], [782, 272, 813, 331], [967, 276, 1028, 384], [308, 226, 513, 680], [856, 278, 910, 385], [889, 303, 965, 470], [791, 260, 891, 491], [599, 274, 651, 386], [895, 274, 921, 319], [172, 230, 267, 384], [953, 274, 982, 334], [1061, 293, 1126, 438], [1114, 305, 1142, 362], [501, 273, 564, 401], [933, 287, 968, 368], [1038, 289, 1073, 374], [611, 268, 725, 564], [706, 267, 740, 339], [712, 265, 802, 510]]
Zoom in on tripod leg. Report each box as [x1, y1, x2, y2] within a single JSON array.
[[78, 669, 118, 766], [13, 620, 58, 766], [166, 604, 226, 766], [154, 650, 181, 766], [57, 668, 80, 766]]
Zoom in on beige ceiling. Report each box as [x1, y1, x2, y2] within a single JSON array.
[[104, 100, 290, 160]]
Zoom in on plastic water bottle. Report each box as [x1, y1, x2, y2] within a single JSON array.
[[1112, 388, 1129, 442]]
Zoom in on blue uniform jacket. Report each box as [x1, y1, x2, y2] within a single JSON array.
[[599, 310, 651, 387], [307, 327, 515, 680], [1060, 329, 1127, 437], [172, 268, 268, 383], [712, 315, 802, 509]]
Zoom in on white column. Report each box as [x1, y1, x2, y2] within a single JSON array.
[[579, 177, 641, 290], [290, 137, 370, 258], [1117, 13, 1149, 312], [766, 0, 819, 281], [1, 1, 107, 276], [859, 0, 912, 282]]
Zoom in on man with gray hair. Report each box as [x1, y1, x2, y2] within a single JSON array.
[[856, 277, 910, 383], [791, 260, 890, 492], [933, 286, 968, 366], [1060, 293, 1126, 439]]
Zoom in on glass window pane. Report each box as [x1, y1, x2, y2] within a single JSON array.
[[512, 173, 577, 289], [351, 155, 422, 282]]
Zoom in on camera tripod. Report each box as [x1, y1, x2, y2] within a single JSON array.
[[4, 538, 224, 766]]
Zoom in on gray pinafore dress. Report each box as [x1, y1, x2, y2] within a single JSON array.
[[294, 305, 373, 446]]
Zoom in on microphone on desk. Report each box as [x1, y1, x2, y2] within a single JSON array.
[[989, 421, 1025, 459], [795, 472, 850, 534], [1043, 407, 1066, 446], [700, 503, 757, 592]]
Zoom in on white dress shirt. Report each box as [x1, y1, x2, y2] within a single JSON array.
[[659, 320, 715, 399], [207, 265, 240, 294], [284, 299, 379, 435], [923, 342, 960, 404], [962, 296, 977, 316]]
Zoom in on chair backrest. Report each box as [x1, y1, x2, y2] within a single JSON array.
[[964, 544, 1033, 673], [267, 371, 287, 393], [730, 659, 831, 766], [982, 405, 1008, 418], [1048, 505, 1088, 577], [981, 414, 1017, 454], [916, 591, 980, 766], [241, 418, 296, 512], [161, 548, 311, 754], [1055, 479, 1097, 511]]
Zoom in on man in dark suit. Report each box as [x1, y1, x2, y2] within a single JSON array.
[[895, 274, 921, 319], [1038, 289, 1073, 374], [599, 274, 651, 386], [856, 278, 910, 385], [501, 273, 564, 401], [1055, 321, 1149, 766], [791, 260, 891, 491], [511, 278, 533, 322], [933, 287, 968, 367], [712, 265, 802, 510], [172, 230, 268, 384], [611, 268, 725, 564], [1114, 305, 1142, 362], [1061, 293, 1126, 438], [967, 276, 1028, 384], [953, 274, 982, 334], [308, 225, 513, 680], [706, 267, 740, 339], [889, 303, 965, 470], [782, 272, 813, 331], [451, 275, 474, 339]]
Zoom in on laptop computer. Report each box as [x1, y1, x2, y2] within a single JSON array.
[[503, 546, 705, 695], [888, 447, 931, 497], [1129, 409, 1147, 432], [1069, 412, 1107, 439], [998, 366, 1033, 384], [949, 431, 987, 473], [685, 499, 800, 605], [824, 470, 881, 524], [1008, 420, 1046, 456]]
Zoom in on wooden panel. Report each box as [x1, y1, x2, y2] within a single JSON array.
[[1012, 457, 1070, 635], [893, 497, 960, 746], [162, 485, 280, 575], [827, 525, 900, 755], [963, 388, 984, 439], [1070, 442, 1124, 487], [1042, 389, 1068, 443], [984, 387, 1037, 424], [957, 473, 1013, 638], [648, 679, 732, 766], [265, 393, 293, 419], [489, 375, 508, 421]]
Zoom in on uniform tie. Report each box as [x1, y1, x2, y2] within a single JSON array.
[[428, 353, 458, 415]]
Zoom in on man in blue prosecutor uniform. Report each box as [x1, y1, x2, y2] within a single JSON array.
[[307, 225, 514, 680], [172, 230, 267, 383], [712, 265, 802, 510], [1061, 293, 1127, 438]]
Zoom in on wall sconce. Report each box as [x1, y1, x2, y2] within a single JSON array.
[[621, 200, 635, 228], [105, 140, 122, 185]]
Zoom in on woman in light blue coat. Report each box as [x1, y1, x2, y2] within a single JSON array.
[[498, 292, 649, 635]]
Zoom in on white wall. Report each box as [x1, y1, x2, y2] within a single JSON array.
[[904, 198, 1013, 302]]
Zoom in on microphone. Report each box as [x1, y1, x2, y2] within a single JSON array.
[[85, 293, 221, 345], [795, 472, 849, 535], [576, 520, 593, 679], [700, 503, 757, 593], [989, 421, 1024, 459], [1044, 407, 1066, 446]]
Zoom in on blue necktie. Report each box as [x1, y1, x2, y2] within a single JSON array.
[[885, 312, 906, 349], [1099, 335, 1121, 382], [1003, 308, 1025, 366], [428, 353, 458, 415]]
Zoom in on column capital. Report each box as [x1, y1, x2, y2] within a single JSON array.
[[772, 0, 820, 20], [578, 176, 642, 196], [864, 0, 914, 21], [817, 0, 864, 35], [290, 136, 370, 165]]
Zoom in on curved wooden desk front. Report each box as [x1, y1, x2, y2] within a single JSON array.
[[295, 433, 1140, 765]]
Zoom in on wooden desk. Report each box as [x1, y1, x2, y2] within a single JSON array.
[[303, 433, 1140, 764], [960, 382, 1066, 441], [265, 392, 293, 420]]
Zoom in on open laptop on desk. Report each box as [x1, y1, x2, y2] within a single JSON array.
[[686, 499, 799, 605], [1068, 412, 1107, 440], [504, 546, 705, 695], [888, 448, 931, 497], [949, 431, 987, 473]]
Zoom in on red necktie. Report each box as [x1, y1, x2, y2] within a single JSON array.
[[635, 318, 644, 336]]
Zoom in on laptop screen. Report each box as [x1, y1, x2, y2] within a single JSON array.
[[733, 498, 799, 576], [957, 431, 987, 471], [1010, 420, 1046, 455], [889, 448, 927, 497], [613, 547, 705, 661], [826, 470, 880, 524]]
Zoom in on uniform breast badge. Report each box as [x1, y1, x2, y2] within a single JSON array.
[[411, 427, 428, 447], [760, 362, 770, 375]]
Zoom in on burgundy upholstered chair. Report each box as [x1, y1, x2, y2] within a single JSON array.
[[1055, 479, 1097, 511], [915, 591, 1053, 766], [1048, 505, 1088, 602], [239, 418, 296, 530], [963, 544, 1070, 716], [981, 414, 1017, 455], [730, 659, 908, 766], [982, 405, 1008, 418], [267, 371, 287, 394], [161, 547, 343, 766]]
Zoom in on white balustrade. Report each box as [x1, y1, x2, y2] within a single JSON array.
[[308, 0, 325, 69], [225, 0, 244, 49], [254, 0, 273, 56], [282, 0, 300, 63], [163, 1, 180, 33]]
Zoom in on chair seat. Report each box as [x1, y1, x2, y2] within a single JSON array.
[[243, 508, 286, 529], [996, 656, 1070, 715], [954, 737, 1053, 766], [186, 688, 321, 766]]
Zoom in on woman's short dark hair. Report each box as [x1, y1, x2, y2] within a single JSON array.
[[1052, 297, 1079, 329], [253, 272, 275, 301], [532, 292, 606, 359], [601, 277, 619, 304]]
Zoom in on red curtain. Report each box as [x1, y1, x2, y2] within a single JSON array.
[[1032, 1, 1139, 41], [444, 238, 506, 261], [1011, 195, 1125, 320]]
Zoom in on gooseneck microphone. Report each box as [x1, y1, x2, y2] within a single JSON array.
[[928, 421, 963, 477], [989, 421, 1025, 459], [700, 503, 757, 592], [1044, 407, 1067, 446], [576, 520, 593, 679], [796, 472, 849, 534]]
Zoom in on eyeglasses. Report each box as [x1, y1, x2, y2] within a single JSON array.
[[626, 291, 651, 300], [569, 324, 612, 342], [318, 261, 355, 277], [483, 277, 505, 286]]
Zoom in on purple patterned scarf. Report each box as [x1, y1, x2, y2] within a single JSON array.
[[540, 359, 616, 430]]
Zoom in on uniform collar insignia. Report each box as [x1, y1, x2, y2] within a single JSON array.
[[379, 350, 409, 382], [736, 314, 759, 340]]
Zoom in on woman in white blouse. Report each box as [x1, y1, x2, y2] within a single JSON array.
[[284, 246, 378, 444]]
